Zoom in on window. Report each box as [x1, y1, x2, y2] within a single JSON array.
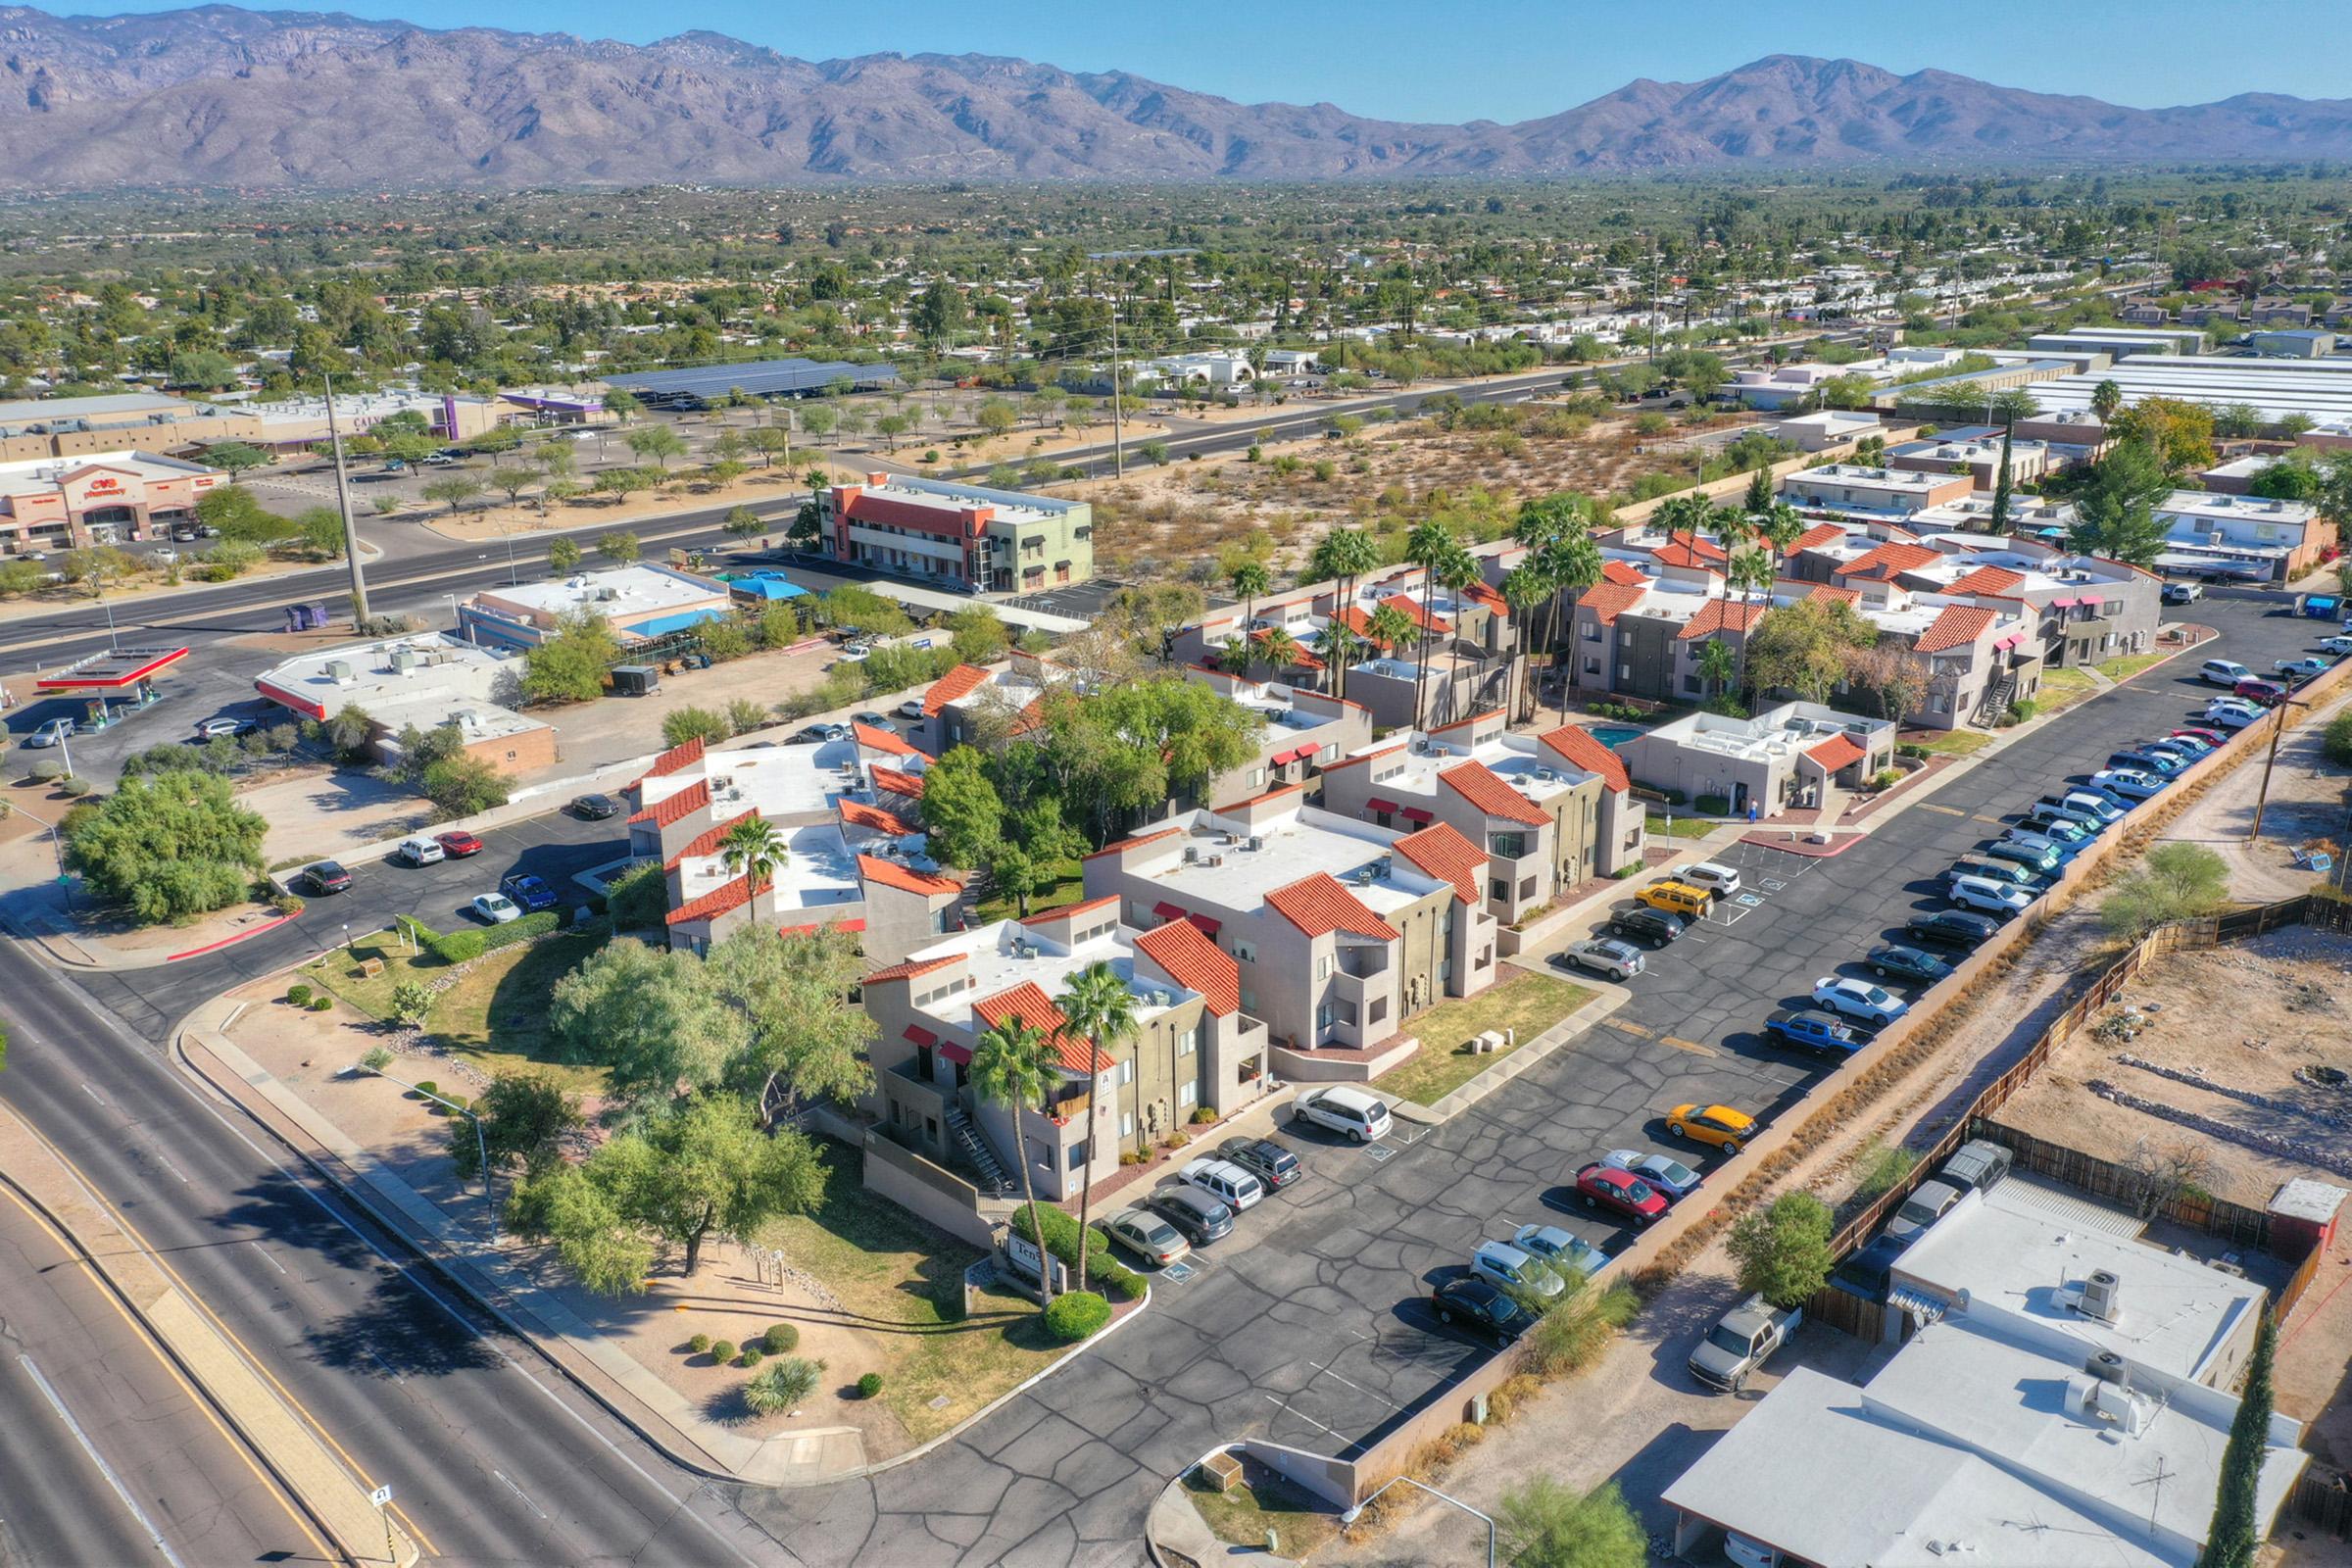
[[1316, 1001, 1335, 1031], [1178, 1081, 1197, 1107], [1619, 632, 1633, 648], [1118, 1057, 1134, 1086], [1233, 943, 1257, 964], [1583, 622, 1602, 642], [1249, 767, 1266, 788], [1317, 955, 1334, 980], [1066, 1142, 1085, 1171], [1584, 657, 1601, 676], [1178, 1022, 1199, 1056], [1240, 985, 1258, 1013], [1490, 876, 1509, 903], [1490, 832, 1527, 858], [1683, 674, 1702, 695], [1440, 957, 1451, 983], [1120, 1110, 1135, 1139]]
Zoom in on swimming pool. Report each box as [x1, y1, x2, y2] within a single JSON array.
[[1588, 724, 1644, 750]]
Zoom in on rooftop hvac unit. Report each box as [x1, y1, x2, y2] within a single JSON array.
[[2210, 532, 2227, 548], [389, 649, 416, 673], [325, 659, 354, 683], [1183, 846, 1200, 863], [1205, 854, 1225, 868], [450, 710, 475, 728], [1247, 835, 1264, 852], [2079, 1269, 2123, 1323], [2083, 1350, 2130, 1389], [1009, 937, 1031, 957], [1533, 767, 1557, 783]]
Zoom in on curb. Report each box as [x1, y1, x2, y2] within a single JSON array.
[[1389, 985, 1629, 1128], [167, 910, 299, 961]]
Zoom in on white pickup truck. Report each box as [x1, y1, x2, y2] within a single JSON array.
[[1688, 1294, 1801, 1393]]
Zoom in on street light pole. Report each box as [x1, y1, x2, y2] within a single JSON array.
[[355, 1061, 492, 1205], [322, 368, 370, 626], [1342, 1476, 1495, 1568]]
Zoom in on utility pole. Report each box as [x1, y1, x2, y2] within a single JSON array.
[[322, 368, 369, 625], [1647, 235, 1661, 367], [1108, 282, 1126, 479], [2246, 696, 2308, 844]]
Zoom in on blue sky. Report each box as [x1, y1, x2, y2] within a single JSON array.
[[94, 0, 2352, 122]]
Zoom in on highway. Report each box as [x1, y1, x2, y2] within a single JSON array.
[[0, 936, 795, 1568]]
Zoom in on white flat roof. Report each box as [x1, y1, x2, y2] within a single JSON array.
[[0, 391, 196, 425], [1368, 734, 1589, 807], [672, 821, 865, 913], [858, 472, 1078, 525], [1630, 702, 1885, 764], [906, 918, 1191, 1034], [2156, 490, 2316, 526], [700, 737, 858, 820], [1794, 465, 1957, 491], [479, 565, 722, 619], [0, 449, 214, 497], [1892, 1183, 2264, 1382], [258, 633, 517, 712], [2033, 353, 2352, 423], [1126, 808, 1442, 919]]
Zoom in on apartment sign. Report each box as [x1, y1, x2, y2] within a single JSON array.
[[1005, 1233, 1065, 1293]]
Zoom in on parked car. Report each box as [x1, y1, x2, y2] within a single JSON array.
[[566, 794, 617, 820], [1948, 874, 2033, 919], [1601, 1150, 1702, 1200], [1292, 1086, 1392, 1143], [435, 829, 484, 858], [1574, 1162, 1669, 1226], [1102, 1207, 1191, 1267], [2021, 805, 2104, 840], [1673, 861, 1743, 900], [2041, 790, 2125, 826], [1552, 938, 1645, 981], [2277, 656, 2331, 682], [471, 892, 521, 924], [851, 710, 891, 730], [2200, 658, 2253, 687], [499, 872, 558, 912], [24, 716, 74, 748], [1949, 856, 2040, 889], [396, 835, 446, 866], [1636, 881, 1712, 921], [1937, 1139, 2016, 1197], [1886, 1178, 1965, 1242], [2162, 581, 2203, 606], [2086, 767, 2166, 803], [195, 715, 258, 739], [1763, 1007, 1862, 1056], [896, 699, 928, 721], [1606, 906, 1688, 949], [1831, 1234, 1911, 1300], [1142, 1188, 1233, 1247], [798, 722, 851, 743], [302, 860, 353, 895], [2106, 748, 2184, 777], [1688, 1294, 1801, 1393], [1865, 944, 1953, 985], [419, 453, 461, 467], [2232, 678, 2287, 708], [1905, 909, 1998, 949], [1471, 1240, 1567, 1299], [2319, 635, 2352, 657], [1665, 1103, 1756, 1153], [2202, 700, 2264, 730], [1216, 1136, 1303, 1191], [1511, 1223, 1607, 1280], [2168, 727, 2229, 751], [1816, 975, 1910, 1024], [2138, 737, 2204, 766], [1427, 1276, 1539, 1345], [1991, 834, 2070, 870]]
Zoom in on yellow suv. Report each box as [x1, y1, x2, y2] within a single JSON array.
[[1636, 880, 1711, 920]]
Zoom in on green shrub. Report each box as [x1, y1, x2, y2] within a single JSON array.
[[688, 1333, 711, 1354], [272, 892, 306, 916], [1190, 1105, 1216, 1124], [709, 1340, 737, 1366], [58, 776, 90, 797], [1042, 1291, 1112, 1343], [308, 995, 333, 1011], [737, 1347, 763, 1368], [2326, 712, 2352, 769], [287, 982, 314, 1006], [414, 1080, 438, 1099], [1009, 1203, 1145, 1300], [481, 909, 560, 954], [1693, 794, 1732, 816], [762, 1323, 799, 1354], [1853, 1140, 1918, 1200], [425, 928, 487, 964], [744, 1356, 824, 1414], [27, 760, 62, 783], [856, 1372, 883, 1398], [1870, 768, 1902, 791]]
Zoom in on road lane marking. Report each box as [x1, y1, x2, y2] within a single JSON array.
[[1605, 1019, 1653, 1038], [19, 1352, 193, 1568], [249, 1241, 287, 1276], [79, 1082, 108, 1106], [494, 1468, 550, 1521]]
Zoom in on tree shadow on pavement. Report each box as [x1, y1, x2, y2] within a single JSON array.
[[305, 1272, 505, 1379]]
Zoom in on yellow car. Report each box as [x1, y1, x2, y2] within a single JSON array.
[[1666, 1102, 1756, 1153], [1637, 881, 1711, 920]]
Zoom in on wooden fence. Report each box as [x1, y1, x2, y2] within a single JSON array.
[[2287, 1466, 2352, 1542], [1968, 1120, 2277, 1250]]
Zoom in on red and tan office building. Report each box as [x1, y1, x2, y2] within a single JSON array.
[[0, 450, 223, 553]]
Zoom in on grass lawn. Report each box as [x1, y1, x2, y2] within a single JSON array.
[[974, 857, 1082, 925], [756, 1139, 1067, 1444], [1186, 1468, 1340, 1556], [1376, 971, 1595, 1107], [428, 930, 610, 1094], [300, 931, 435, 1017], [2035, 665, 2099, 717], [2096, 651, 2169, 682], [1913, 728, 1997, 758], [1644, 812, 1720, 840]]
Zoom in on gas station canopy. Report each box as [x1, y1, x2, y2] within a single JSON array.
[[35, 647, 190, 690]]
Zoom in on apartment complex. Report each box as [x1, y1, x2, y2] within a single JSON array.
[[814, 472, 1093, 594], [2154, 490, 2329, 582], [1180, 665, 1373, 809]]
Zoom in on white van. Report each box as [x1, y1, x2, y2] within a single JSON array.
[[1179, 1157, 1265, 1212], [2200, 658, 2253, 687], [1674, 860, 1743, 899], [1292, 1085, 1393, 1143], [1947, 875, 2031, 918]]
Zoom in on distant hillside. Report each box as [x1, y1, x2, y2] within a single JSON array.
[[4, 8, 2352, 189]]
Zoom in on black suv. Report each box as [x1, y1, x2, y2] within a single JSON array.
[[1606, 906, 1688, 949], [1218, 1137, 1304, 1190], [1428, 1277, 1538, 1344], [303, 860, 353, 895], [1905, 909, 1997, 949]]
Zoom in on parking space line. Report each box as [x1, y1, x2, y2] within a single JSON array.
[[1659, 1036, 1718, 1056], [1307, 1361, 1407, 1414], [1262, 1394, 1349, 1441], [1917, 803, 1967, 816]]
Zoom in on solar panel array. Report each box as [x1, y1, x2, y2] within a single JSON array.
[[602, 358, 902, 407]]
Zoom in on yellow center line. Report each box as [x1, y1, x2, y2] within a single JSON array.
[[36, 1132, 441, 1558], [0, 1181, 338, 1566]]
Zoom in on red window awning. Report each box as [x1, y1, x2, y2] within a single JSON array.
[[1279, 745, 1316, 765], [938, 1041, 973, 1066], [1399, 806, 1435, 823], [1152, 900, 1187, 922], [1185, 912, 1222, 938], [904, 1024, 938, 1048], [1366, 797, 1402, 815]]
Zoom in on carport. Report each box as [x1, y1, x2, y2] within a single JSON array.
[[33, 645, 189, 727]]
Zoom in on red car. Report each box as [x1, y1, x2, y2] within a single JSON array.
[[2233, 678, 2286, 708], [435, 829, 485, 858], [1574, 1162, 1670, 1227]]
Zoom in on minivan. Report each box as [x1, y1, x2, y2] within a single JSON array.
[[2200, 658, 2253, 687], [1179, 1157, 1265, 1212], [1950, 857, 2036, 890], [1948, 874, 2031, 918], [1674, 861, 1742, 900], [1293, 1086, 1392, 1143]]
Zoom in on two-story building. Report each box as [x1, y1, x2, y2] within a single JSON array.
[[813, 472, 1094, 594], [2155, 490, 2329, 583], [1617, 701, 1897, 818], [1180, 665, 1373, 809], [457, 564, 734, 650], [1778, 464, 1976, 519]]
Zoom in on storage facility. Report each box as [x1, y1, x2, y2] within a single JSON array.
[[601, 358, 901, 410]]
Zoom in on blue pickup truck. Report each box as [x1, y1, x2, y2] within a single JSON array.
[[1765, 1008, 1866, 1056]]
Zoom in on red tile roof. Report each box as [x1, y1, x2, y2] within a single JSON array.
[[664, 810, 754, 871], [1134, 919, 1240, 1015], [1806, 733, 1869, 773], [1808, 584, 1863, 607], [1913, 604, 2000, 655], [1538, 724, 1631, 795], [840, 799, 917, 836], [1332, 606, 1404, 650], [627, 778, 710, 828], [1577, 580, 1648, 627], [858, 853, 963, 897], [860, 954, 961, 986], [1941, 564, 2027, 598], [1650, 531, 1728, 569], [1677, 599, 1770, 641], [664, 871, 766, 927], [1459, 580, 1507, 612], [921, 662, 994, 717], [1791, 523, 1848, 553], [1393, 821, 1488, 906], [869, 764, 926, 799], [1264, 873, 1401, 941], [1432, 710, 1501, 734], [1250, 628, 1326, 670], [1081, 825, 1183, 861], [853, 721, 920, 757], [972, 982, 1097, 1073], [1599, 560, 1651, 587], [1221, 779, 1308, 811], [1836, 542, 1940, 583], [644, 735, 705, 778], [1020, 894, 1120, 927], [1440, 760, 1548, 825]]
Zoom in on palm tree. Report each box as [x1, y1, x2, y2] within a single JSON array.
[[1229, 560, 1272, 655], [1366, 603, 1417, 666], [1402, 520, 1459, 721], [1427, 542, 1482, 726], [1543, 526, 1606, 726], [1257, 626, 1301, 678], [719, 813, 787, 920], [1500, 560, 1553, 723], [1312, 618, 1363, 693], [1653, 491, 1711, 548], [2090, 378, 2123, 424], [1728, 545, 1774, 608], [971, 1017, 1059, 1302], [1308, 528, 1382, 702], [1513, 495, 1589, 711], [1694, 636, 1738, 702], [1754, 499, 1805, 564], [1706, 505, 1752, 597], [1054, 962, 1138, 1296]]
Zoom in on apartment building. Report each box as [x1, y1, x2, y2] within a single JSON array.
[[1319, 711, 1643, 923], [1180, 665, 1373, 808], [1565, 574, 1771, 708], [1617, 701, 1896, 817], [814, 472, 1093, 594], [1885, 433, 2054, 488], [1777, 464, 1975, 518], [1082, 792, 1498, 1062], [2155, 490, 2329, 582]]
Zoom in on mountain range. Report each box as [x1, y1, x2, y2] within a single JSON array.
[[5, 6, 2352, 189]]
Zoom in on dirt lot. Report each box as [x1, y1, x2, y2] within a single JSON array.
[[1995, 931, 2352, 1209], [2155, 681, 2352, 904]]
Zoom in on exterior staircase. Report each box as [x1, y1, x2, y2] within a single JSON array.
[[1975, 672, 2017, 727], [946, 1106, 1014, 1199]]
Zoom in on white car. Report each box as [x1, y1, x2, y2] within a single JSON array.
[[1673, 860, 1743, 900], [1470, 1241, 1565, 1300], [2319, 635, 2352, 657], [470, 892, 521, 924], [1511, 1223, 1608, 1279], [897, 698, 927, 721], [1600, 1149, 1702, 1199], [1552, 937, 1644, 981], [2203, 701, 2263, 730], [24, 716, 74, 748], [397, 835, 446, 866], [1292, 1085, 1393, 1143], [1812, 976, 1909, 1027]]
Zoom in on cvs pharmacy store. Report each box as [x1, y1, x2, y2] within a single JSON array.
[[0, 450, 223, 554]]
